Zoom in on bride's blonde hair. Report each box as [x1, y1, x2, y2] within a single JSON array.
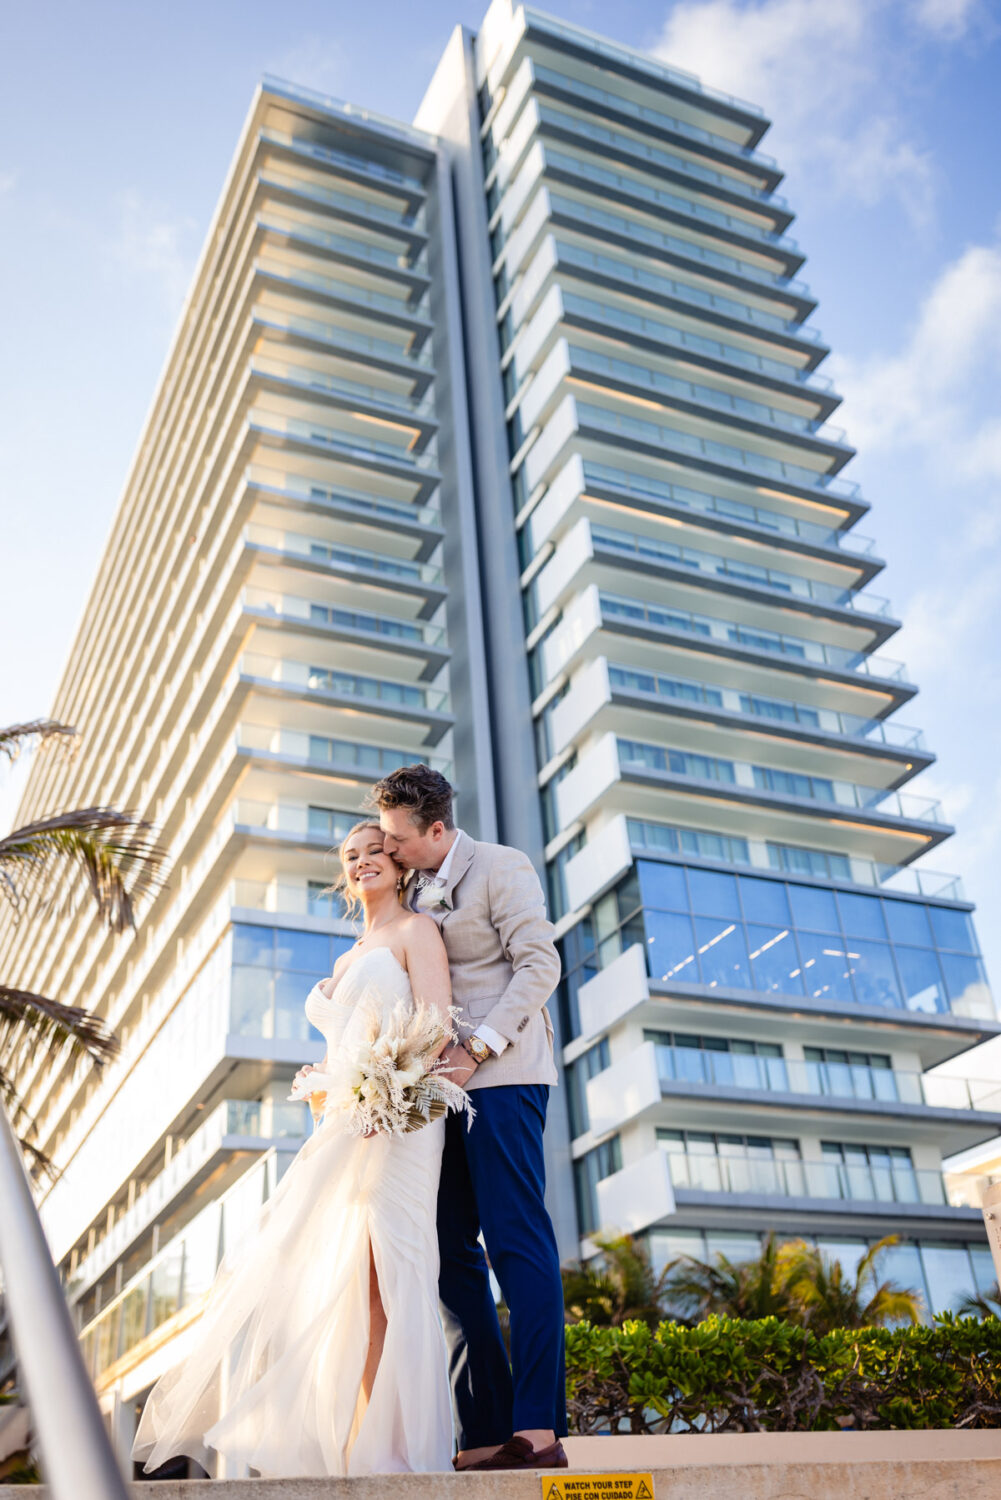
[[325, 819, 404, 921]]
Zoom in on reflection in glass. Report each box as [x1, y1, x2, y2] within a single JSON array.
[[747, 924, 801, 994], [849, 940, 902, 1008], [694, 917, 751, 988]]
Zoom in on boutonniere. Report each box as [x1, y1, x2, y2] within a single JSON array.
[[425, 889, 452, 910]]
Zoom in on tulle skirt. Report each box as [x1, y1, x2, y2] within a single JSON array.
[[132, 1114, 452, 1477]]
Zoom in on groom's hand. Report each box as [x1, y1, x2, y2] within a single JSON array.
[[440, 1041, 479, 1088]]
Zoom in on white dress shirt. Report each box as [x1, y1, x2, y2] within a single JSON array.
[[414, 830, 509, 1058]]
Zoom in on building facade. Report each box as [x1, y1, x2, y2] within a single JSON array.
[[3, 0, 999, 1460]]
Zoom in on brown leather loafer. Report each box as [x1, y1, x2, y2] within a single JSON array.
[[464, 1436, 569, 1470]]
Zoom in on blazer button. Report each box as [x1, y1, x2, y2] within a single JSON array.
[[517, 1017, 528, 1032]]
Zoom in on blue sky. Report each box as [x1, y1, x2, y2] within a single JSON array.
[[2, 0, 1000, 1074]]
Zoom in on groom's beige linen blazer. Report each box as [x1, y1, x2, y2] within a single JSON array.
[[409, 830, 560, 1090]]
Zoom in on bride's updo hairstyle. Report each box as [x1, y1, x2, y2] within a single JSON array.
[[325, 820, 403, 921]]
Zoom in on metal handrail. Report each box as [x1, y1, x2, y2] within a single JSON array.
[[0, 1104, 129, 1499]]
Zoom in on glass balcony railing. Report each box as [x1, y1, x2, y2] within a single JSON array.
[[242, 588, 446, 648], [257, 209, 427, 276], [250, 357, 435, 420], [577, 401, 858, 499], [245, 522, 441, 582], [237, 653, 449, 712], [581, 461, 872, 555], [252, 303, 433, 369], [614, 738, 944, 824], [523, 11, 767, 121], [661, 1148, 955, 1207], [653, 1045, 1001, 1113], [626, 821, 967, 903], [234, 724, 452, 779], [259, 125, 426, 197], [606, 663, 925, 750], [544, 147, 799, 255], [257, 165, 424, 234], [598, 591, 908, 681], [249, 408, 436, 471], [556, 239, 817, 342], [256, 255, 429, 323], [538, 102, 789, 213], [590, 522, 887, 616], [532, 62, 778, 174], [547, 192, 806, 297], [568, 347, 845, 444], [561, 291, 834, 395], [244, 466, 439, 528]]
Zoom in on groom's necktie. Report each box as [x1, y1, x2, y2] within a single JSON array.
[[411, 874, 439, 911]]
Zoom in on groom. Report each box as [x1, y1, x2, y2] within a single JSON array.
[[370, 765, 568, 1472]]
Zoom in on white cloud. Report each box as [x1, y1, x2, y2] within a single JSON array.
[[830, 239, 1001, 470], [913, 0, 981, 38], [109, 192, 199, 319], [653, 0, 947, 224]]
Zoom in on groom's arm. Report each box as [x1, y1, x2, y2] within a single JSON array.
[[476, 848, 561, 1049]]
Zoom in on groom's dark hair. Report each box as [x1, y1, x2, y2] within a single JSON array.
[[368, 765, 455, 833]]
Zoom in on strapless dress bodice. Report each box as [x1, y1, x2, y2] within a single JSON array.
[[304, 947, 413, 1052]]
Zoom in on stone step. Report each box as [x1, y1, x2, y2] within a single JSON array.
[[4, 1431, 1000, 1499]]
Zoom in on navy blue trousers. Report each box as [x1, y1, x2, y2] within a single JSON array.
[[436, 1083, 567, 1448]]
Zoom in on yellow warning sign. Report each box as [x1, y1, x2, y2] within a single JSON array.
[[541, 1475, 655, 1500]]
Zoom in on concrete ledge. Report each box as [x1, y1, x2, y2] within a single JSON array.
[[4, 1432, 1000, 1499]]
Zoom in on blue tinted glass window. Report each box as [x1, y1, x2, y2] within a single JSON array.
[[788, 883, 840, 933], [693, 917, 751, 989], [644, 910, 698, 982], [687, 869, 740, 918], [883, 900, 933, 947], [275, 971, 315, 1041], [637, 860, 688, 911], [230, 966, 273, 1034], [738, 876, 791, 925], [894, 946, 947, 1014], [939, 953, 989, 1013], [275, 930, 331, 974], [794, 930, 856, 1004], [232, 924, 274, 966], [928, 906, 977, 953], [332, 934, 354, 964], [746, 924, 803, 995], [848, 940, 902, 1008], [837, 892, 887, 939], [919, 1244, 976, 1315]]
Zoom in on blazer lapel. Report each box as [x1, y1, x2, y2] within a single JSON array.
[[437, 830, 475, 917]]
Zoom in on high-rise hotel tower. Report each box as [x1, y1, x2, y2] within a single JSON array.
[[4, 0, 999, 1456]]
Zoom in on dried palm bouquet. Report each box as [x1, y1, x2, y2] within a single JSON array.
[[288, 997, 475, 1135]]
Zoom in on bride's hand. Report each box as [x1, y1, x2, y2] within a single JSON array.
[[293, 1063, 318, 1091]]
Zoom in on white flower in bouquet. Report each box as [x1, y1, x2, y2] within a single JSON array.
[[289, 997, 474, 1136]]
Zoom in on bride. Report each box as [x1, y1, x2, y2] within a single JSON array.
[[132, 821, 457, 1477]]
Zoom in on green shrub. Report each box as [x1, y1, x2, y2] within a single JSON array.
[[565, 1313, 1001, 1433]]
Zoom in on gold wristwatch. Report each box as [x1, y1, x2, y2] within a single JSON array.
[[463, 1035, 492, 1065]]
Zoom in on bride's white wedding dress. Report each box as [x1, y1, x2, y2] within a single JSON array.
[[132, 947, 453, 1478]]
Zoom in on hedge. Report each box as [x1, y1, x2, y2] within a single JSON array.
[[565, 1314, 1001, 1433]]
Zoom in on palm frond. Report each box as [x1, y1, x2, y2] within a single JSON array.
[[0, 808, 167, 931], [0, 984, 119, 1080], [0, 720, 77, 766]]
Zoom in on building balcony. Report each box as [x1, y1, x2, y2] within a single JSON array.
[[255, 208, 429, 296], [254, 257, 432, 349], [258, 125, 427, 212], [548, 658, 928, 785], [249, 355, 437, 449], [236, 653, 452, 744], [244, 467, 442, 560], [528, 60, 783, 189], [552, 288, 837, 409], [256, 165, 427, 253], [247, 407, 439, 493], [250, 305, 434, 386], [233, 723, 452, 785], [536, 189, 812, 317], [538, 144, 804, 273], [591, 1145, 985, 1236], [241, 589, 449, 678], [583, 1039, 1001, 1154], [244, 521, 445, 614], [554, 732, 948, 867]]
